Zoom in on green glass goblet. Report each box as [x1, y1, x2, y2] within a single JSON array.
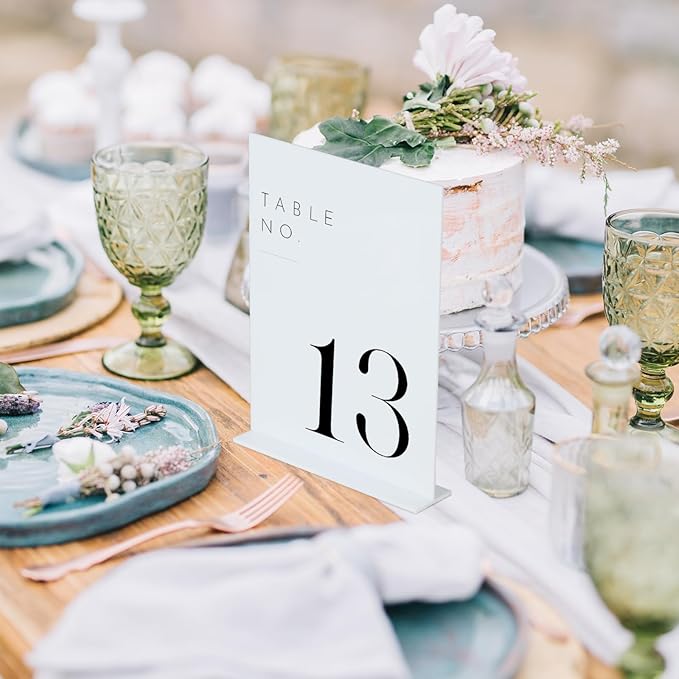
[[584, 436, 679, 678], [92, 142, 208, 380], [603, 209, 679, 433]]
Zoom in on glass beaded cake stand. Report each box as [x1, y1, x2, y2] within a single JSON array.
[[439, 245, 569, 352]]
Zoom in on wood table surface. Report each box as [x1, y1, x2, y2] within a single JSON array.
[[0, 292, 644, 679]]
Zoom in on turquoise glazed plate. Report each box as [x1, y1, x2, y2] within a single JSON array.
[[0, 369, 220, 547], [0, 241, 83, 328], [526, 234, 603, 294], [388, 584, 525, 679]]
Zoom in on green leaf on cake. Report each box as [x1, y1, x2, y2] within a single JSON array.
[[315, 116, 435, 168], [0, 363, 25, 394], [398, 142, 436, 167]]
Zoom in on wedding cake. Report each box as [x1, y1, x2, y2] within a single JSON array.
[[299, 4, 618, 315]]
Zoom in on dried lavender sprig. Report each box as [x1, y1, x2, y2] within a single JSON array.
[[0, 393, 42, 416]]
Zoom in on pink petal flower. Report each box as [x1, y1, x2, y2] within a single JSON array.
[[413, 4, 527, 91]]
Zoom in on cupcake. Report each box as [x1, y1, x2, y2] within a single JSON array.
[[190, 55, 254, 109], [122, 74, 188, 112], [35, 92, 98, 164], [123, 105, 187, 141], [130, 50, 191, 84], [27, 71, 85, 115], [122, 51, 191, 111], [189, 102, 256, 146]]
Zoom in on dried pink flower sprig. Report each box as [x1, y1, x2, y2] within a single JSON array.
[[467, 118, 621, 184], [15, 443, 202, 516]]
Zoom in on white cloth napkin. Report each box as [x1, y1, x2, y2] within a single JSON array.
[[28, 522, 483, 679], [0, 155, 60, 262], [525, 164, 679, 242]]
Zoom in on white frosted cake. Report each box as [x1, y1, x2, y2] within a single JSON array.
[[295, 126, 524, 315]]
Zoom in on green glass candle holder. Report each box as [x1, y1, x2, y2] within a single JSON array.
[[603, 209, 679, 433], [92, 142, 208, 380]]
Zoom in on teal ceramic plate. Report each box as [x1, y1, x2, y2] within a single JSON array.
[[0, 241, 83, 328], [0, 369, 220, 547], [526, 234, 603, 294], [388, 584, 525, 679], [12, 117, 90, 181]]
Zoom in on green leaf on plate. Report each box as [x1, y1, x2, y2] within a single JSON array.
[[0, 363, 25, 394]]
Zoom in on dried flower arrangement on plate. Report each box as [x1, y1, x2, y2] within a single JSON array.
[[16, 440, 203, 516], [0, 361, 204, 517]]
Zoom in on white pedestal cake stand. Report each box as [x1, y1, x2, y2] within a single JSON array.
[[439, 245, 569, 352]]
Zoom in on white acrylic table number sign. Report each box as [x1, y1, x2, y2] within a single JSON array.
[[235, 135, 450, 512]]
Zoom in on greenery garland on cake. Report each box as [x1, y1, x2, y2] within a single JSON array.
[[315, 4, 620, 194]]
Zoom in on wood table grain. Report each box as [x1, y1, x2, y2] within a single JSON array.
[[0, 293, 637, 679]]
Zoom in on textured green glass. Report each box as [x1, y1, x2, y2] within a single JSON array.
[[92, 142, 208, 380], [267, 55, 369, 142], [603, 210, 679, 432], [584, 439, 679, 679]]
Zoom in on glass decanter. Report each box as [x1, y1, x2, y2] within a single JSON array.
[[461, 277, 535, 498], [586, 325, 641, 435]]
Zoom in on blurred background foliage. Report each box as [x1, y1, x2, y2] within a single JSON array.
[[1, 0, 678, 170]]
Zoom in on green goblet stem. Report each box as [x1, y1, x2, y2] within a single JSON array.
[[131, 286, 171, 349], [619, 629, 665, 679], [631, 367, 674, 431]]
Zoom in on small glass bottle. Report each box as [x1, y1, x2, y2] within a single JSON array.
[[586, 325, 641, 434], [461, 278, 535, 498]]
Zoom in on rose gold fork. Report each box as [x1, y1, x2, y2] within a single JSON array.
[[21, 474, 303, 582]]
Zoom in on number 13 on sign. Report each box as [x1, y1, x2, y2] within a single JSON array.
[[309, 340, 410, 459]]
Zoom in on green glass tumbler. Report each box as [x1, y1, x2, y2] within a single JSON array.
[[92, 142, 208, 380], [267, 54, 369, 142], [584, 435, 677, 679], [603, 209, 679, 432]]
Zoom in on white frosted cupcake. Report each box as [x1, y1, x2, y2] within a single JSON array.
[[189, 102, 256, 145], [28, 71, 85, 115], [123, 105, 187, 141], [122, 51, 191, 112], [131, 50, 191, 84], [190, 55, 254, 109], [209, 79, 271, 132], [122, 74, 188, 112], [35, 92, 98, 164]]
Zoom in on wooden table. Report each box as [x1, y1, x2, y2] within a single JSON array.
[[0, 293, 632, 678]]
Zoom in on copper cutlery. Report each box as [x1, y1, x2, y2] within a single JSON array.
[[0, 337, 127, 364], [21, 473, 303, 582]]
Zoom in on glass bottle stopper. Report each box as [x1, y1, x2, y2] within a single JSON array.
[[477, 276, 523, 332], [586, 325, 641, 435], [586, 325, 641, 385]]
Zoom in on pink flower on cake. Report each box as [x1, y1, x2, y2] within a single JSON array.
[[413, 4, 516, 88], [497, 51, 527, 93]]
